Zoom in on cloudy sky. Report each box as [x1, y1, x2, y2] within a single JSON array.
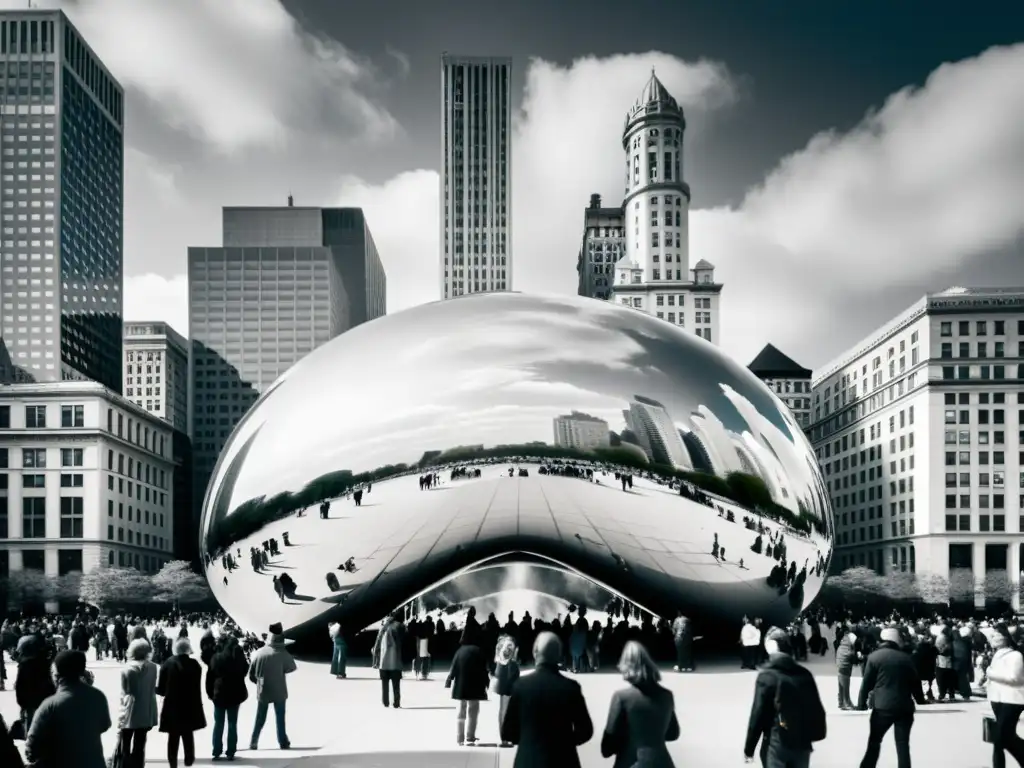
[[15, 0, 1024, 371]]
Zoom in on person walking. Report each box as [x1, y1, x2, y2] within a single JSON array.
[[157, 637, 207, 768], [492, 634, 521, 748], [741, 617, 762, 670], [247, 622, 296, 751], [836, 629, 858, 710], [119, 639, 160, 768], [743, 627, 827, 768], [328, 622, 347, 679], [206, 633, 249, 761], [24, 650, 111, 768], [601, 640, 680, 768], [856, 626, 925, 768], [372, 612, 405, 708], [671, 612, 694, 673], [500, 631, 593, 768], [982, 623, 1024, 768], [445, 623, 490, 746]]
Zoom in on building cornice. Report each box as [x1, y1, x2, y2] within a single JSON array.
[[611, 281, 723, 295], [623, 181, 691, 208]]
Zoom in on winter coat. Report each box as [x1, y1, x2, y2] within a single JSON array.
[[15, 656, 56, 711], [24, 681, 111, 768], [156, 655, 207, 734], [372, 620, 405, 672], [986, 647, 1024, 705], [446, 643, 489, 701], [247, 640, 297, 703], [935, 633, 953, 669], [119, 660, 159, 729], [205, 645, 250, 710]]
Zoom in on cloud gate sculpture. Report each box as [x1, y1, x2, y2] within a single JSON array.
[[200, 293, 833, 641]]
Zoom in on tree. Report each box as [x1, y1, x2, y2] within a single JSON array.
[[947, 568, 977, 604], [881, 571, 920, 602], [914, 572, 950, 604], [54, 571, 83, 602], [6, 569, 56, 606], [983, 570, 1016, 608], [724, 472, 774, 511], [80, 567, 155, 609], [828, 566, 886, 599], [152, 560, 210, 608]]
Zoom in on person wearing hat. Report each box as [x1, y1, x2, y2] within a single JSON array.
[[156, 636, 207, 768], [247, 622, 296, 751], [856, 625, 926, 768], [24, 649, 111, 768]]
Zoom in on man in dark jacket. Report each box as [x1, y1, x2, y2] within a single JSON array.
[[501, 631, 593, 768], [856, 626, 926, 768], [24, 650, 111, 768], [743, 627, 826, 768]]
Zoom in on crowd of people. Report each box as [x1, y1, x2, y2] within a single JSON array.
[[3, 604, 1024, 767]]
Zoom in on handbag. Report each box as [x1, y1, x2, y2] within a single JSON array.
[[107, 737, 125, 768], [982, 715, 997, 744]]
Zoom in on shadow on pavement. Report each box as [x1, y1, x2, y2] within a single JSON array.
[[290, 750, 501, 767]]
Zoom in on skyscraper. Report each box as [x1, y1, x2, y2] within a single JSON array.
[[123, 321, 188, 432], [188, 204, 385, 512], [0, 11, 124, 390], [748, 343, 813, 429], [440, 54, 512, 299]]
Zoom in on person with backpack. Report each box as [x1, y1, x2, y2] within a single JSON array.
[[743, 626, 827, 767], [856, 625, 926, 768]]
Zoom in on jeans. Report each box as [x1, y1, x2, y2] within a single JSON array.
[[991, 702, 1024, 768], [166, 731, 195, 768], [859, 710, 913, 768], [414, 655, 432, 678], [766, 730, 812, 768], [457, 699, 480, 744], [330, 642, 347, 677], [119, 727, 149, 768], [380, 669, 401, 706], [837, 673, 854, 707], [251, 700, 289, 748], [212, 705, 239, 758]]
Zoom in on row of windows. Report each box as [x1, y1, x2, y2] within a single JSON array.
[[0, 496, 83, 538], [939, 319, 1020, 338]]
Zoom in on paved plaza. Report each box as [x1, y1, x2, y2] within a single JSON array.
[[0, 644, 1001, 767]]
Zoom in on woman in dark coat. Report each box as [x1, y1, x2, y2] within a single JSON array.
[[205, 634, 249, 761], [445, 624, 490, 746], [600, 640, 680, 768], [157, 636, 207, 768]]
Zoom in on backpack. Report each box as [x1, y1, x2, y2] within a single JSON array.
[[774, 669, 827, 747]]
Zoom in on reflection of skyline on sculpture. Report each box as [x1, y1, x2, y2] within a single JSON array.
[[212, 293, 815, 517], [200, 293, 833, 641]]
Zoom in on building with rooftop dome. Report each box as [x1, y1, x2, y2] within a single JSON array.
[[577, 70, 723, 344]]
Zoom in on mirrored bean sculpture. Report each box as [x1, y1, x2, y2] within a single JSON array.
[[200, 293, 833, 641]]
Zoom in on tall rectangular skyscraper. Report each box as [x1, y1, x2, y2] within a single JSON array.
[[440, 54, 512, 300], [0, 11, 124, 391], [188, 204, 385, 510]]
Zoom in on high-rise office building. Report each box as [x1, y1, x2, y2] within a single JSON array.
[[0, 11, 124, 390], [808, 286, 1024, 608], [602, 72, 723, 345], [748, 343, 813, 429], [576, 194, 623, 301], [440, 54, 512, 300], [188, 203, 385, 511], [123, 322, 188, 432], [553, 411, 610, 452]]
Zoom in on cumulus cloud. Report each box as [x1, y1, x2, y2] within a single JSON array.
[[340, 45, 1024, 367], [10, 0, 399, 152], [124, 274, 189, 338]]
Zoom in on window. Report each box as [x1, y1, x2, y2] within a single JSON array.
[[60, 497, 84, 538], [60, 473, 83, 488], [60, 448, 83, 467], [25, 405, 46, 428], [22, 448, 45, 468], [0, 497, 7, 538], [22, 474, 45, 488], [61, 405, 84, 428], [22, 497, 46, 538], [0, 406, 9, 429]]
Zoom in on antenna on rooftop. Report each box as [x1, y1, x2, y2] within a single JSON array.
[[287, 192, 293, 207]]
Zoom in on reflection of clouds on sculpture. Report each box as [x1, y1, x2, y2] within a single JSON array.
[[200, 293, 834, 641]]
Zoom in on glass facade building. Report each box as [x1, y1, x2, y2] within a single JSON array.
[[440, 55, 512, 300], [0, 11, 123, 391], [189, 205, 385, 513]]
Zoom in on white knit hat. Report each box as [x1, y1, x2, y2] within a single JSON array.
[[880, 627, 901, 644]]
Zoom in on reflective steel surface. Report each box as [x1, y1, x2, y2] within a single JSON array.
[[200, 293, 833, 638]]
